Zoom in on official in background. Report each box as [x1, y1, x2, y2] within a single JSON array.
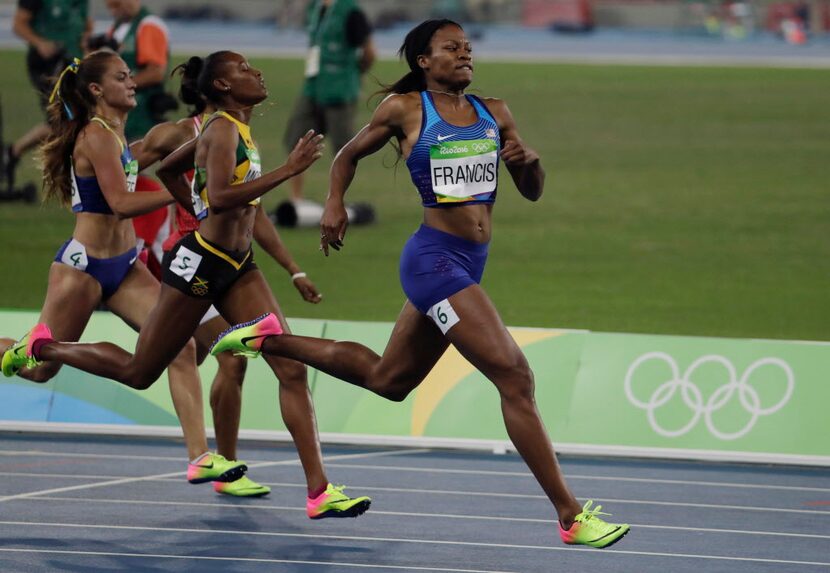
[[4, 0, 92, 192], [283, 0, 375, 204], [103, 0, 174, 142]]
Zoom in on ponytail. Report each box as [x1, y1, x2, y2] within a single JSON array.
[[40, 50, 120, 205], [172, 56, 207, 116]]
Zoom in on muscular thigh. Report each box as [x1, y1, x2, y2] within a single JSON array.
[[442, 284, 526, 378], [25, 263, 102, 379], [215, 269, 283, 326], [39, 263, 103, 342], [374, 301, 450, 387], [217, 270, 311, 381], [107, 263, 211, 371], [104, 262, 162, 331]]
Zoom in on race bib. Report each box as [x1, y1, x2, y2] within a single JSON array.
[[243, 148, 262, 183], [170, 245, 203, 282], [190, 173, 207, 220], [60, 238, 88, 271], [70, 165, 81, 209], [430, 139, 498, 203], [426, 298, 460, 335], [305, 45, 321, 78], [125, 159, 138, 193]]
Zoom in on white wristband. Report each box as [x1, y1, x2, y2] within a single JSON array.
[[291, 272, 307, 282]]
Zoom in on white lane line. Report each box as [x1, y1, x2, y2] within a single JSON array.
[[3, 474, 826, 516], [0, 449, 427, 503], [0, 548, 515, 573], [23, 496, 830, 540], [242, 482, 830, 516], [325, 463, 830, 493], [0, 521, 827, 567], [4, 450, 825, 492]]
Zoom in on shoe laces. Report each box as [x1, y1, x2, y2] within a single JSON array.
[[574, 501, 614, 531], [326, 484, 349, 500]]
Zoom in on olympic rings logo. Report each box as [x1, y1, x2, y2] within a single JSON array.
[[471, 142, 493, 153], [624, 352, 794, 440]]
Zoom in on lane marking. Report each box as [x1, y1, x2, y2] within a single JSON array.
[[240, 482, 830, 516], [3, 474, 826, 516], [0, 548, 515, 573], [3, 450, 825, 492], [324, 463, 830, 493], [0, 521, 827, 567], [0, 449, 427, 503], [21, 496, 830, 540]]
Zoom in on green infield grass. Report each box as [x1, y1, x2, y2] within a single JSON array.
[[1, 51, 828, 340]]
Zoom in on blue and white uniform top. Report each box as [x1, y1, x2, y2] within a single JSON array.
[[405, 91, 500, 207], [70, 117, 138, 214]]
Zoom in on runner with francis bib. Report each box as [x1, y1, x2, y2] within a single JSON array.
[[4, 51, 371, 519], [210, 20, 630, 548]]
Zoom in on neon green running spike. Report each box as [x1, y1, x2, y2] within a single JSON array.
[[213, 475, 271, 497], [306, 483, 371, 519], [1, 337, 29, 377], [209, 313, 283, 358], [1, 324, 51, 377], [558, 500, 630, 548], [187, 452, 248, 484]]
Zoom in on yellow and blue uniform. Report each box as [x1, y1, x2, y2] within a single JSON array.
[[55, 117, 139, 299]]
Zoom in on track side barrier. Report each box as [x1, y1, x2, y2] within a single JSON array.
[[1, 309, 827, 466]]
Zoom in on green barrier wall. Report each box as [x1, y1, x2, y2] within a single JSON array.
[[1, 310, 827, 464]]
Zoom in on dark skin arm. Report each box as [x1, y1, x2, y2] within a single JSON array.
[[252, 206, 322, 303], [322, 94, 407, 255], [485, 98, 545, 201], [203, 119, 324, 213], [133, 121, 196, 212]]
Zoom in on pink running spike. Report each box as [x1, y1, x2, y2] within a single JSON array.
[[26, 324, 53, 359], [245, 313, 282, 351]]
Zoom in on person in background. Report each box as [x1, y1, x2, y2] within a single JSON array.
[[4, 0, 92, 192], [283, 0, 375, 204]]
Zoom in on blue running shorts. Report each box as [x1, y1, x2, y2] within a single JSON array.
[[55, 238, 138, 300], [399, 224, 489, 315]]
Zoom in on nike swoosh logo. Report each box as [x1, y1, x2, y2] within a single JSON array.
[[436, 134, 457, 141], [240, 335, 269, 347]]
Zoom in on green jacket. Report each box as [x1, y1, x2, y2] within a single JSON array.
[[31, 0, 88, 60], [114, 6, 169, 140], [303, 0, 361, 105]]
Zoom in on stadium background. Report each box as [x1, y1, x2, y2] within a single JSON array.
[[0, 0, 827, 463]]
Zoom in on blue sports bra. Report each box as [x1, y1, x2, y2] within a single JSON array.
[[405, 91, 500, 208], [71, 117, 138, 214]]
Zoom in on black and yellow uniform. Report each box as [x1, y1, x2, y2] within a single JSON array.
[[161, 232, 257, 300], [190, 111, 262, 221], [162, 111, 262, 299]]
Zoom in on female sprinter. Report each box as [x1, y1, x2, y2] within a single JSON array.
[[130, 56, 324, 497], [4, 51, 370, 519], [210, 21, 630, 546], [0, 50, 246, 484]]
